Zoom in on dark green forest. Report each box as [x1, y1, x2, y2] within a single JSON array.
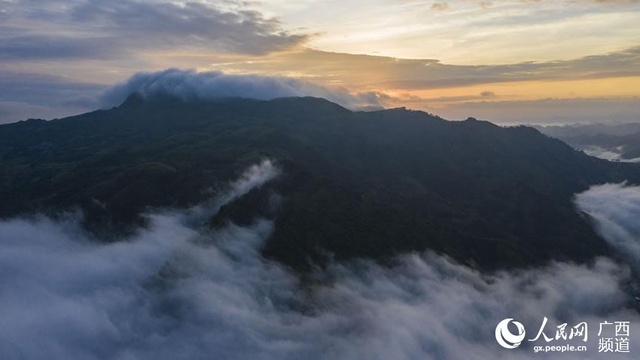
[[2, 95, 639, 271]]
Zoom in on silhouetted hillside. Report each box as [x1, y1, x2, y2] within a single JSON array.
[[536, 123, 640, 161], [2, 95, 639, 271]]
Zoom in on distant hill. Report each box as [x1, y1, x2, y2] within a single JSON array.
[[536, 123, 640, 162], [2, 95, 639, 271]]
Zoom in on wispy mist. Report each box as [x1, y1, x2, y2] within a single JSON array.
[[581, 146, 640, 163], [1, 167, 639, 359]]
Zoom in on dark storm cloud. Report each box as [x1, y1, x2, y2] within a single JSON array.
[[0, 0, 307, 60]]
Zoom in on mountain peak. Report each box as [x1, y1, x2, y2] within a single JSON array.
[[2, 96, 637, 272], [120, 92, 145, 109]]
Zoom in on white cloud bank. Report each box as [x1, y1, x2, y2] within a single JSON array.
[[576, 182, 640, 268], [581, 146, 640, 163], [1, 166, 639, 359], [100, 69, 384, 111]]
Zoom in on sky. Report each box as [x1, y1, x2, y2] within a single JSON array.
[[0, 0, 639, 124]]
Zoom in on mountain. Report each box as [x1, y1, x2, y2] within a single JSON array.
[[536, 123, 640, 162], [2, 95, 639, 271]]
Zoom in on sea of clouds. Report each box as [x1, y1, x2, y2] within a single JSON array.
[[1, 160, 639, 359]]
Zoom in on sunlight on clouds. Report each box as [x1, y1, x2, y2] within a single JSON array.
[[408, 77, 640, 104], [195, 49, 640, 113], [0, 0, 638, 123], [255, 0, 640, 64]]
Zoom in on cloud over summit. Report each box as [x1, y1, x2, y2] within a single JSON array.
[[101, 69, 384, 110]]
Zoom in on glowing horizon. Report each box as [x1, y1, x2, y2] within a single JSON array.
[[0, 0, 638, 124]]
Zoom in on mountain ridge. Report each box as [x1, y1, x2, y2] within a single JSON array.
[[1, 95, 639, 271]]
